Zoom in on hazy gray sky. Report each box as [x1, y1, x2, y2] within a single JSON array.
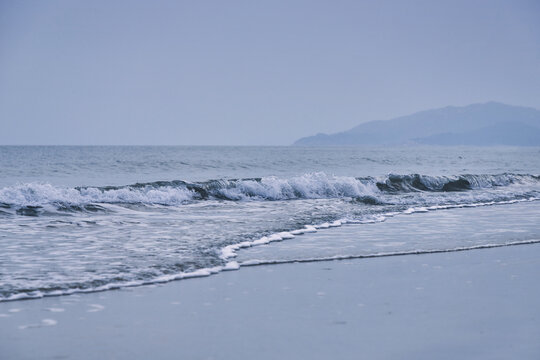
[[1, 0, 539, 145]]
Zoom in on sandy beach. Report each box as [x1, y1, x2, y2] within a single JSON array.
[[3, 0, 540, 358], [1, 242, 539, 360]]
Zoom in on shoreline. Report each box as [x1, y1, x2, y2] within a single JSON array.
[[1, 243, 539, 359], [3, 197, 539, 303]]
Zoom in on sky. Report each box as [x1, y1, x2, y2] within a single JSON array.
[[1, 0, 539, 145]]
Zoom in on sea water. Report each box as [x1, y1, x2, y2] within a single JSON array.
[[1, 146, 539, 301]]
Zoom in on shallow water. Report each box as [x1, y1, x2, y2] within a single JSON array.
[[235, 201, 540, 264], [1, 146, 539, 300]]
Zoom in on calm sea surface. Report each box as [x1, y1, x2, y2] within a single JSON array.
[[1, 146, 540, 301]]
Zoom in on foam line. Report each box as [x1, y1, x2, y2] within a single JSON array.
[[219, 196, 539, 261], [238, 239, 540, 267], [1, 197, 538, 302]]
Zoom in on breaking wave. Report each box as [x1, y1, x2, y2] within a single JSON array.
[[0, 173, 539, 212]]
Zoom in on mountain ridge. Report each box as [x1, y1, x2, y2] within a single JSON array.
[[293, 102, 540, 146]]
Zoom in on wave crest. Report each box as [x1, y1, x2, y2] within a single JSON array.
[[0, 173, 538, 211], [375, 173, 533, 192]]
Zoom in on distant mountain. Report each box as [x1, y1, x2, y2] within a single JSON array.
[[293, 102, 540, 146]]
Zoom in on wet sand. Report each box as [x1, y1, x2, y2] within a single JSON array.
[[1, 243, 539, 360]]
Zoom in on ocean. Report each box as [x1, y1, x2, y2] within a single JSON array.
[[1, 145, 540, 301]]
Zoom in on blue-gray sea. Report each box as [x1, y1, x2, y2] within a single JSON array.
[[1, 146, 540, 301]]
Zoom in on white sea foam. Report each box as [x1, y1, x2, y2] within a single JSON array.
[[41, 318, 57, 326], [18, 318, 58, 330], [223, 261, 240, 271], [1, 196, 539, 302], [214, 173, 379, 201], [303, 225, 318, 233], [3, 172, 536, 209], [87, 304, 104, 313], [0, 182, 196, 207]]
